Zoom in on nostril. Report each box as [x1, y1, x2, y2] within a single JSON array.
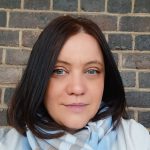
[[68, 87, 85, 96], [66, 82, 86, 96]]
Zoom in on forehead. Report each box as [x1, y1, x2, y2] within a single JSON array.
[[57, 32, 104, 64]]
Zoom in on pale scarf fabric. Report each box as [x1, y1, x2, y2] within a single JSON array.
[[26, 116, 117, 150], [1, 118, 150, 150]]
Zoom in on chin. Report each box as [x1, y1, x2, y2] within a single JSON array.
[[64, 121, 88, 132]]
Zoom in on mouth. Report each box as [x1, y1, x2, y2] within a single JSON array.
[[63, 103, 88, 113]]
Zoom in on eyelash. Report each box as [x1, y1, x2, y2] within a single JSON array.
[[52, 68, 100, 76], [53, 68, 67, 75], [86, 69, 100, 74]]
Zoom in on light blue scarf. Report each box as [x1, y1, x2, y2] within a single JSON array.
[[26, 116, 117, 150]]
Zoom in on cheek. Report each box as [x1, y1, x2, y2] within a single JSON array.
[[44, 81, 55, 108], [44, 84, 59, 119], [90, 78, 104, 106], [90, 77, 104, 95], [46, 80, 65, 98], [44, 79, 67, 109]]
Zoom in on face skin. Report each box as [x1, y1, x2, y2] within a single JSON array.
[[44, 32, 105, 132]]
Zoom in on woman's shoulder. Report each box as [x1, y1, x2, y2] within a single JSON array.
[[0, 127, 22, 140], [116, 118, 150, 150], [120, 118, 149, 136], [0, 127, 17, 136], [0, 127, 30, 150]]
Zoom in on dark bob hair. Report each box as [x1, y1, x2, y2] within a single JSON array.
[[8, 15, 128, 139]]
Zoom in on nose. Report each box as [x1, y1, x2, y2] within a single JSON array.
[[66, 73, 86, 96]]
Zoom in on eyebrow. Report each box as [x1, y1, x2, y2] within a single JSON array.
[[56, 60, 104, 67], [85, 61, 104, 67]]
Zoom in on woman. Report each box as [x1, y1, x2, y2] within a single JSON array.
[[0, 16, 150, 150]]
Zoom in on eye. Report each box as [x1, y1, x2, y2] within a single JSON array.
[[53, 69, 66, 75], [86, 69, 100, 75]]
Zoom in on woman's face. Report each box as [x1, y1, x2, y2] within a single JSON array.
[[44, 32, 105, 131]]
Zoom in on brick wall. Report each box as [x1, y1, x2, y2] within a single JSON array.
[[0, 0, 150, 131]]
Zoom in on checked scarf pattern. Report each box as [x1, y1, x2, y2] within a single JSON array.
[[26, 116, 117, 150]]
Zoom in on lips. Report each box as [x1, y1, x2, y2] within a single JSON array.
[[63, 103, 88, 113]]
